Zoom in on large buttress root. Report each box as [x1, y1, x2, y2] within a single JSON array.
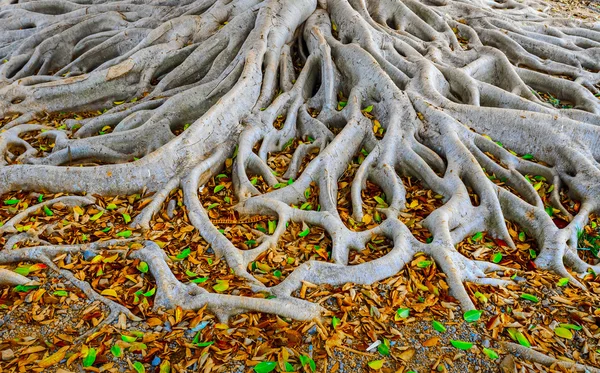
[[1, 1, 600, 367]]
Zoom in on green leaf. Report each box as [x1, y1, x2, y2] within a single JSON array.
[[13, 266, 30, 276], [137, 261, 149, 273], [463, 309, 483, 323], [195, 341, 214, 347], [159, 361, 171, 373], [207, 203, 219, 210], [213, 280, 229, 292], [82, 348, 97, 367], [373, 196, 387, 207], [176, 248, 191, 260], [474, 291, 488, 304], [528, 249, 536, 259], [43, 205, 53, 216], [13, 284, 39, 292], [522, 154, 534, 160], [299, 355, 316, 372], [554, 327, 573, 339], [432, 320, 447, 333], [4, 199, 19, 205], [300, 202, 312, 210], [106, 203, 118, 210], [417, 260, 432, 268], [116, 230, 132, 238], [491, 252, 502, 263], [121, 335, 137, 343], [111, 345, 122, 358], [133, 361, 146, 373], [273, 270, 282, 278], [515, 331, 531, 347], [395, 308, 410, 319], [557, 277, 569, 287], [367, 360, 384, 370], [298, 228, 310, 237], [520, 293, 539, 303], [122, 213, 131, 224], [518, 232, 526, 242], [363, 105, 373, 113], [214, 185, 225, 193], [268, 220, 277, 234], [450, 340, 473, 350], [377, 341, 390, 356], [89, 211, 104, 221], [254, 361, 277, 373], [38, 194, 44, 203], [482, 348, 499, 360], [191, 277, 209, 283], [285, 362, 294, 372], [53, 290, 68, 297], [559, 323, 582, 330], [472, 232, 483, 241], [332, 316, 340, 329]]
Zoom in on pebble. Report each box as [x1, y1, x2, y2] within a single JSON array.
[[82, 250, 96, 261], [152, 356, 161, 366], [1, 349, 14, 361]]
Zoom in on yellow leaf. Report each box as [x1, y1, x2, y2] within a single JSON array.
[[38, 346, 69, 368], [113, 101, 125, 105], [362, 214, 372, 224], [100, 289, 118, 297], [215, 323, 229, 329], [409, 199, 418, 209], [373, 120, 381, 134], [256, 262, 271, 272], [368, 360, 384, 370], [174, 306, 183, 325], [91, 255, 104, 263], [73, 206, 84, 215], [213, 280, 229, 293], [102, 254, 119, 263]]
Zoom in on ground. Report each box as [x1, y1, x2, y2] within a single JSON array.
[[1, 110, 600, 372], [1, 0, 600, 372]]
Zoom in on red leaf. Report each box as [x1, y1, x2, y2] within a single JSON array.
[[553, 218, 569, 228], [526, 261, 537, 270], [493, 239, 508, 247]]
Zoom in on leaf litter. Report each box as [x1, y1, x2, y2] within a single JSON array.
[[0, 109, 599, 372]]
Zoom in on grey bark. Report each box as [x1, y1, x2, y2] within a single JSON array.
[[0, 2, 599, 363]]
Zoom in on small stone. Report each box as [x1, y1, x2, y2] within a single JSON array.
[[2, 349, 14, 361], [82, 250, 96, 260], [482, 339, 490, 348]]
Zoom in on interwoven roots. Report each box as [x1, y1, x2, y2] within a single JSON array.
[[1, 0, 600, 328]]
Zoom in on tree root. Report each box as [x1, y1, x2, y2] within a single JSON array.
[[0, 0, 599, 358]]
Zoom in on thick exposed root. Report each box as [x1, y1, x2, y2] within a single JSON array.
[[0, 0, 600, 361]]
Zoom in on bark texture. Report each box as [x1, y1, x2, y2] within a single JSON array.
[[1, 0, 600, 343]]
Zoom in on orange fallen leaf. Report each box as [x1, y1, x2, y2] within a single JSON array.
[[422, 337, 439, 347], [38, 346, 69, 368]]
